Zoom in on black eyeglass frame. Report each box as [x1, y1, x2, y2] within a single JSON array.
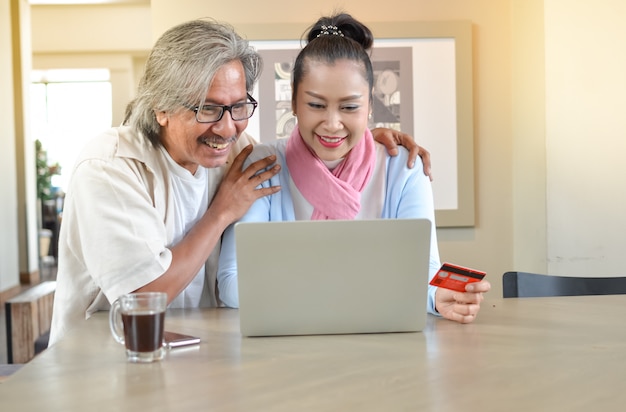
[[188, 93, 258, 123]]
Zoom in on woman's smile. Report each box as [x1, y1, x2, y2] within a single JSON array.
[[317, 133, 346, 148]]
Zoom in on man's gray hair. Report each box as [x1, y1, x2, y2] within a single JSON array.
[[125, 19, 262, 147]]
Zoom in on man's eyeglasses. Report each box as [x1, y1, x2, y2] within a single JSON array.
[[189, 93, 258, 123]]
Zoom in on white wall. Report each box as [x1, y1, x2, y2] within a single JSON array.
[[545, 0, 626, 276], [511, 0, 547, 273], [30, 4, 151, 52], [14, 0, 40, 281], [0, 0, 21, 293], [31, 5, 152, 127]]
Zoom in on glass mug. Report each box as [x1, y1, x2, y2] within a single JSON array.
[[109, 292, 168, 363]]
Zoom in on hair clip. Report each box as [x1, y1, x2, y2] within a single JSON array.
[[316, 25, 344, 37]]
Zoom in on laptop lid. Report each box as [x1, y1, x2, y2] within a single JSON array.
[[235, 218, 431, 337]]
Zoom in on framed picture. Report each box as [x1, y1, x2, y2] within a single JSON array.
[[245, 21, 474, 227]]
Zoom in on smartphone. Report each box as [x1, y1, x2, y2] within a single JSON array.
[[163, 331, 201, 349]]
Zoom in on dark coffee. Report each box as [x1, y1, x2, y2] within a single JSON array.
[[121, 311, 165, 353]]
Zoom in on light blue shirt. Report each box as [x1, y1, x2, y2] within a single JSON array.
[[218, 138, 441, 314]]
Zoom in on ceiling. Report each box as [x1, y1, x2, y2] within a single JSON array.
[[29, 0, 149, 5]]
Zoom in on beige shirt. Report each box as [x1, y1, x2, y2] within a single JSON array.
[[49, 126, 255, 345]]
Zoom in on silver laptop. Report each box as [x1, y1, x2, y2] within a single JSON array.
[[235, 218, 431, 337]]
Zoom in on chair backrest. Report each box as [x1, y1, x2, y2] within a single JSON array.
[[502, 271, 626, 298]]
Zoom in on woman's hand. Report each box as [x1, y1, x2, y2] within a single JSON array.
[[434, 280, 491, 324]]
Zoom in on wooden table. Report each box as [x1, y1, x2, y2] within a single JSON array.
[[1, 295, 626, 411]]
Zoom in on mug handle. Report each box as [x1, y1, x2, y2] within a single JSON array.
[[109, 298, 125, 345]]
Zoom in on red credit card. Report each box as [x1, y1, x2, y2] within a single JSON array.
[[429, 262, 486, 292]]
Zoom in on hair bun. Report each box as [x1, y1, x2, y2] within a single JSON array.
[[307, 12, 373, 51]]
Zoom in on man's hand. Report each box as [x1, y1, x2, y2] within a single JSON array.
[[371, 128, 432, 180], [210, 145, 281, 224]]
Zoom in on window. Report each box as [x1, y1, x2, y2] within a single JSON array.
[[31, 69, 113, 193]]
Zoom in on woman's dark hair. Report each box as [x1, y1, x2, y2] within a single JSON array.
[[292, 13, 374, 102]]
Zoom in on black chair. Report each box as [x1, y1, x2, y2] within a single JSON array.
[[502, 271, 626, 298], [0, 364, 23, 382]]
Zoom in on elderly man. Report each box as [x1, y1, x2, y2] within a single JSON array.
[[49, 19, 430, 345]]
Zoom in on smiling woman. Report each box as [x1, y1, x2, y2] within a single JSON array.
[[250, 20, 475, 227], [217, 13, 441, 315]]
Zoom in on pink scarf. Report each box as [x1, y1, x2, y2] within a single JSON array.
[[285, 128, 375, 220]]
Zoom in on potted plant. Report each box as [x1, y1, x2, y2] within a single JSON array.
[[35, 139, 61, 260], [36, 139, 61, 201]]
